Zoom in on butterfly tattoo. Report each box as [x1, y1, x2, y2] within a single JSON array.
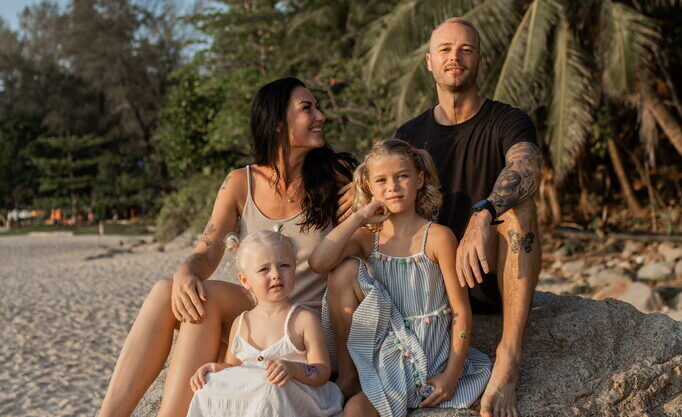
[[508, 230, 535, 253]]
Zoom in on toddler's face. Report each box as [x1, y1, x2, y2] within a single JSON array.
[[366, 155, 424, 214], [238, 242, 296, 303]]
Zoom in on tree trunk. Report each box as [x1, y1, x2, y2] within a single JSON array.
[[606, 138, 644, 216], [642, 86, 682, 156], [540, 167, 561, 226]]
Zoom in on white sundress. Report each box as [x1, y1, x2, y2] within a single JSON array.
[[322, 222, 492, 417], [186, 304, 343, 417]]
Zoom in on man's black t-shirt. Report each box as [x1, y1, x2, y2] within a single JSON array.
[[396, 99, 537, 241]]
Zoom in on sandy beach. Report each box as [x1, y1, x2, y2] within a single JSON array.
[[0, 234, 193, 417], [2, 233, 680, 417]]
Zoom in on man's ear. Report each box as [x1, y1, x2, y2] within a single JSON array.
[[425, 53, 433, 72], [238, 272, 250, 289]]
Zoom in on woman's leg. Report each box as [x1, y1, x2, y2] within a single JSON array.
[[99, 280, 177, 417], [157, 281, 252, 417], [326, 258, 364, 398]]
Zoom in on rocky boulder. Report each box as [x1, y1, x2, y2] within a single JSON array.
[[132, 292, 681, 417]]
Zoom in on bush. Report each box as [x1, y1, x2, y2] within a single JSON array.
[[155, 173, 223, 243]]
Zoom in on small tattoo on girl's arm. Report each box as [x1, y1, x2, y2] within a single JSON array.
[[302, 364, 319, 378]]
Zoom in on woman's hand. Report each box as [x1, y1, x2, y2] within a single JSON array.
[[355, 200, 389, 225], [265, 360, 298, 387], [418, 372, 458, 408], [189, 362, 228, 392], [171, 266, 207, 323], [336, 183, 355, 223]]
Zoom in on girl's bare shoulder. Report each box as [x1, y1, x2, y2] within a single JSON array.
[[425, 223, 458, 258]]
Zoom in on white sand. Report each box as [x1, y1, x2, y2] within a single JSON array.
[[0, 234, 193, 417]]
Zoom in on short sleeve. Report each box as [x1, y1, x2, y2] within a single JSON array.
[[496, 108, 537, 155]]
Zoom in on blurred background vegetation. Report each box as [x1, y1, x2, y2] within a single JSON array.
[[0, 0, 680, 241]]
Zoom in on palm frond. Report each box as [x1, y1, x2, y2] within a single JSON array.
[[361, 0, 419, 86], [600, 1, 660, 98], [522, 0, 561, 72], [493, 0, 560, 111], [393, 44, 434, 123], [546, 18, 594, 179]]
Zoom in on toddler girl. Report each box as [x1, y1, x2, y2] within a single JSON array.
[[186, 230, 343, 417], [309, 139, 491, 417]]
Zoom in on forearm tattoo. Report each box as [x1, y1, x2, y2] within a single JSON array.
[[183, 253, 204, 267], [508, 230, 535, 253], [487, 142, 543, 217], [301, 364, 319, 378], [200, 219, 217, 247]]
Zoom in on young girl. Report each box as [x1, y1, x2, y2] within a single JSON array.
[[309, 139, 492, 417], [186, 230, 343, 417]]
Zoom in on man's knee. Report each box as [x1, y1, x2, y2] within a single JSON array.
[[149, 279, 172, 304], [499, 198, 538, 230]]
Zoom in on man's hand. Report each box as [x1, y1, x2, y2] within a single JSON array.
[[456, 211, 492, 288], [336, 183, 355, 223]]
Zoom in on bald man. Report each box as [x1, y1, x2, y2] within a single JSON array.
[[395, 18, 542, 417]]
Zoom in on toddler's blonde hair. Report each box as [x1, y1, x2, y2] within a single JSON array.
[[233, 229, 296, 273], [353, 139, 442, 228]]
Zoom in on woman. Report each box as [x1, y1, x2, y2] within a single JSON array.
[[98, 77, 356, 417]]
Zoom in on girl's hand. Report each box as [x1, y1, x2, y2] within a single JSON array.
[[265, 360, 297, 387], [356, 200, 389, 224], [189, 362, 226, 392], [419, 372, 458, 408], [171, 267, 207, 323]]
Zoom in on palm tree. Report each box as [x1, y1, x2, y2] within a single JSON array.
[[361, 0, 681, 185]]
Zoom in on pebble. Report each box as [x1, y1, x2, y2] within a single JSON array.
[[587, 270, 631, 288], [637, 262, 673, 281], [561, 260, 585, 277], [618, 282, 661, 313], [657, 242, 682, 264]]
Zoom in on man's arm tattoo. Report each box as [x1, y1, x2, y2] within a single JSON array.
[[487, 142, 543, 217]]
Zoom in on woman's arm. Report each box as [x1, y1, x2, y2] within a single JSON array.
[[308, 201, 388, 274], [171, 169, 245, 323], [420, 225, 471, 407]]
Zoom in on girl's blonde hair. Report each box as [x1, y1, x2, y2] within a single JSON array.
[[233, 229, 296, 273], [353, 139, 442, 227]]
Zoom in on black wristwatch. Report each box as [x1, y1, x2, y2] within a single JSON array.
[[471, 200, 503, 225]]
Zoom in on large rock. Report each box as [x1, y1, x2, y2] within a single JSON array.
[[132, 293, 682, 417]]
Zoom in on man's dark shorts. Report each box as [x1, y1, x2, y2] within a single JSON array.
[[469, 272, 502, 314]]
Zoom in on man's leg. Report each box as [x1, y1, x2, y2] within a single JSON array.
[[480, 198, 540, 417], [326, 258, 364, 398]]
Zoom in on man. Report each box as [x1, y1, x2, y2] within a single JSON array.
[[395, 18, 542, 417]]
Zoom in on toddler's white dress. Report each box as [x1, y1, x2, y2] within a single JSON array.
[[186, 304, 343, 417]]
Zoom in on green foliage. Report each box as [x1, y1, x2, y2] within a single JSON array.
[[154, 173, 222, 243]]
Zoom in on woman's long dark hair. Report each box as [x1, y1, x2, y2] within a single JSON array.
[[250, 77, 357, 232]]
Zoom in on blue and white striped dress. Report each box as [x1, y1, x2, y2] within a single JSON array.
[[324, 222, 491, 417]]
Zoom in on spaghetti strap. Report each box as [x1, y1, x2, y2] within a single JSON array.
[[372, 232, 380, 253], [283, 304, 299, 336], [235, 311, 246, 337], [420, 221, 433, 253], [246, 165, 253, 199]]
